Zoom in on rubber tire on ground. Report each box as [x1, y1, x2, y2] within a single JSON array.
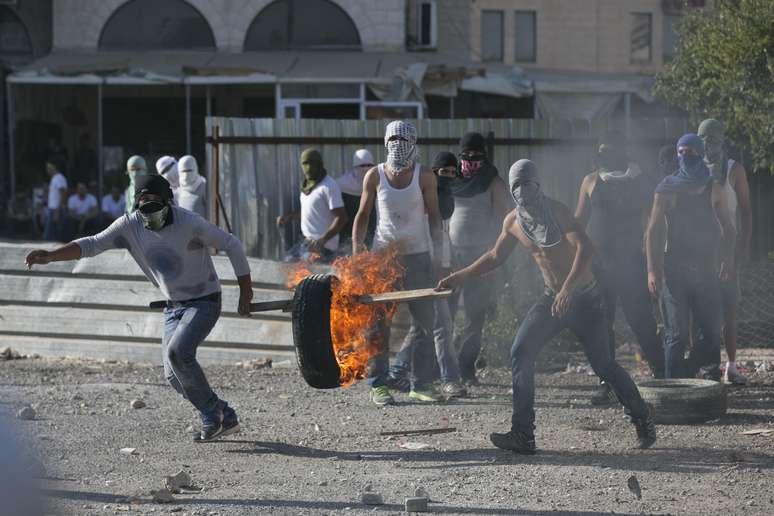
[[636, 379, 727, 424], [291, 273, 341, 389]]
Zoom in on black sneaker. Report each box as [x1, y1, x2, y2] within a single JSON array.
[[195, 406, 224, 443], [489, 430, 536, 455], [632, 406, 657, 449], [590, 382, 617, 406], [221, 404, 241, 437]]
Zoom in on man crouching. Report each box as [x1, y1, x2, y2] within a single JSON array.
[[438, 159, 656, 454], [25, 175, 253, 442]]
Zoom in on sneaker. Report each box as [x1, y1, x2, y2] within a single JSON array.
[[699, 366, 721, 382], [724, 364, 748, 385], [461, 373, 480, 387], [408, 386, 440, 403], [441, 382, 467, 399], [369, 386, 394, 407], [590, 382, 617, 406], [221, 404, 241, 437], [489, 430, 536, 455], [386, 371, 411, 393], [631, 405, 657, 449], [195, 405, 224, 443]]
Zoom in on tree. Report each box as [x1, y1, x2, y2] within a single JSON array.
[[654, 0, 774, 172]]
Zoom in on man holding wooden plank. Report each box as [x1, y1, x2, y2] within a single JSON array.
[[25, 174, 254, 443], [438, 159, 656, 454]]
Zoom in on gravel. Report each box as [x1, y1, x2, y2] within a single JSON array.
[[1, 352, 774, 515]]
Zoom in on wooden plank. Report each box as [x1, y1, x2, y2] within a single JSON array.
[[0, 334, 295, 366], [0, 304, 293, 347], [0, 273, 291, 317], [355, 288, 452, 305], [249, 298, 293, 312]]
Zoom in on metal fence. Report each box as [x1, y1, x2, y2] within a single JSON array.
[[205, 116, 691, 260]]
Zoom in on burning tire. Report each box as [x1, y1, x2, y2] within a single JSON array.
[[291, 273, 341, 389], [637, 379, 727, 424]]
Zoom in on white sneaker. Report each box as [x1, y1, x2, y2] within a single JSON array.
[[724, 364, 748, 385]]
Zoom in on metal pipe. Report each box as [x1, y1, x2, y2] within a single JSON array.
[[185, 84, 192, 154], [97, 82, 104, 199], [209, 125, 220, 226], [6, 81, 15, 197]]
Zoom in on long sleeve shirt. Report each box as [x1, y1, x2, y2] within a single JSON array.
[[75, 206, 250, 301]]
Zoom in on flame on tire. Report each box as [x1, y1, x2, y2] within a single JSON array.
[[286, 244, 404, 387]]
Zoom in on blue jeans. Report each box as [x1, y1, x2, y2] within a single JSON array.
[[366, 252, 436, 391], [391, 297, 461, 384], [162, 296, 222, 414], [449, 244, 494, 379], [283, 238, 335, 264], [43, 207, 65, 241], [510, 284, 648, 436], [661, 263, 722, 379]]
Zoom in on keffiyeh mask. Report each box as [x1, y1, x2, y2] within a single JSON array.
[[384, 120, 418, 173]]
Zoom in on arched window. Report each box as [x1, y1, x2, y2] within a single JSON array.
[[0, 7, 32, 55], [99, 0, 215, 51], [244, 0, 361, 51]]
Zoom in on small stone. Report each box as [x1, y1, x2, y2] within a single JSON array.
[[318, 480, 328, 486], [165, 470, 192, 493], [120, 448, 138, 455], [130, 399, 146, 409], [405, 497, 428, 512], [151, 488, 175, 503], [414, 486, 430, 499], [17, 406, 36, 420], [360, 492, 384, 505]]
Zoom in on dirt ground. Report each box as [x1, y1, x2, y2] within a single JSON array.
[[2, 351, 774, 516]]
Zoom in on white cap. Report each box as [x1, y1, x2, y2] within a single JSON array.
[[352, 149, 374, 168], [155, 156, 177, 175]]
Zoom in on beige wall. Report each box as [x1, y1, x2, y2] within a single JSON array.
[[52, 0, 405, 52], [469, 0, 664, 74]]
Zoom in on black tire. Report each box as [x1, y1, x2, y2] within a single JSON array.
[[291, 273, 341, 389], [637, 379, 727, 424]]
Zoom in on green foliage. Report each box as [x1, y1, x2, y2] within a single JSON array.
[[653, 0, 774, 172]]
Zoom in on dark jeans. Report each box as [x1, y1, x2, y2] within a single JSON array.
[[391, 297, 461, 384], [367, 252, 436, 390], [162, 296, 222, 414], [661, 263, 722, 379], [510, 284, 648, 436], [595, 257, 664, 377], [449, 244, 494, 379]]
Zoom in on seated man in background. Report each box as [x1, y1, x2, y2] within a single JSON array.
[[65, 182, 100, 238], [101, 186, 126, 226], [276, 148, 347, 263]]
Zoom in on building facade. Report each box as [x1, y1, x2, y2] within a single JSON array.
[[2, 0, 701, 207]]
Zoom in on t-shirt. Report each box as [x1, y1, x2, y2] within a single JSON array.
[[48, 173, 68, 210], [67, 193, 98, 217], [74, 207, 250, 302], [300, 175, 344, 252], [101, 194, 126, 219]]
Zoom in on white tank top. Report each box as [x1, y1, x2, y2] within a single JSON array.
[[723, 159, 738, 230], [372, 163, 430, 255]]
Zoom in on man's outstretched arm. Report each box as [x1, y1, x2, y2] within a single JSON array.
[[437, 210, 519, 290]]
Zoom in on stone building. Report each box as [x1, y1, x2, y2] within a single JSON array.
[[2, 0, 702, 201]]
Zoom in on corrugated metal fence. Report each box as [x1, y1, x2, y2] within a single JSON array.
[[206, 116, 690, 260]]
